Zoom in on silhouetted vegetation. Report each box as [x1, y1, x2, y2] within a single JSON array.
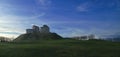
[[0, 36, 11, 42]]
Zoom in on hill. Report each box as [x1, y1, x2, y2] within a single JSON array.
[[14, 33, 62, 41], [14, 25, 63, 41], [0, 40, 120, 57]]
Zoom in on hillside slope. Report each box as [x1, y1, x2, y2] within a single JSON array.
[[14, 33, 62, 41]]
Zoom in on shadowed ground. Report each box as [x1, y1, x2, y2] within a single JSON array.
[[0, 39, 120, 57]]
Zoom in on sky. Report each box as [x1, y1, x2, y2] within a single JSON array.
[[0, 0, 120, 38]]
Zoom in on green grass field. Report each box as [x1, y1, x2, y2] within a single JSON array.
[[0, 39, 120, 57]]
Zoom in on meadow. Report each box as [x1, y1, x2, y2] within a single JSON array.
[[0, 39, 120, 57]]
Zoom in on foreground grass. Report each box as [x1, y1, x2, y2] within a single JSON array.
[[0, 39, 120, 57]]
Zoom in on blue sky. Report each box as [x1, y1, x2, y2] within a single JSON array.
[[0, 0, 120, 38]]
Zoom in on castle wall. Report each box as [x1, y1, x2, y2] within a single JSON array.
[[40, 25, 50, 33], [26, 29, 33, 33]]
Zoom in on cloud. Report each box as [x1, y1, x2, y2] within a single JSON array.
[[77, 6, 88, 12], [31, 12, 46, 18], [36, 0, 52, 10], [0, 14, 47, 38], [0, 4, 12, 15], [48, 18, 120, 38], [0, 32, 21, 35], [37, 0, 51, 6], [66, 28, 89, 37], [0, 33, 19, 38], [77, 2, 93, 12], [51, 27, 88, 37], [76, 0, 120, 12], [54, 26, 120, 38], [0, 2, 49, 37]]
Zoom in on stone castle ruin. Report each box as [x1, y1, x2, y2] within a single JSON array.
[[26, 25, 50, 34], [14, 25, 62, 41]]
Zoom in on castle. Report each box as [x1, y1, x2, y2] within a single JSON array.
[[26, 25, 50, 34]]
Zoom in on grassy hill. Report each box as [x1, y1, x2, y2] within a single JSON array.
[[14, 33, 62, 41], [0, 39, 120, 57]]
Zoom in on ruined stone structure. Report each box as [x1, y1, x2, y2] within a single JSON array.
[[26, 29, 33, 33], [32, 25, 40, 32], [26, 25, 50, 34], [15, 25, 62, 41], [40, 25, 50, 33]]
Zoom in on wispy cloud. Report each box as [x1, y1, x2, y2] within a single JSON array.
[[38, 0, 51, 6], [0, 32, 21, 35], [61, 28, 89, 37], [0, 0, 119, 38], [31, 12, 46, 18], [76, 0, 120, 12], [0, 14, 46, 38], [77, 2, 93, 12], [51, 25, 120, 38], [0, 1, 47, 37]]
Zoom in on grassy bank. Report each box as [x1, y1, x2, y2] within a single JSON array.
[[0, 39, 120, 57]]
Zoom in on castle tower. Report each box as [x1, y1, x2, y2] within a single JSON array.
[[32, 25, 40, 32], [40, 25, 50, 33]]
